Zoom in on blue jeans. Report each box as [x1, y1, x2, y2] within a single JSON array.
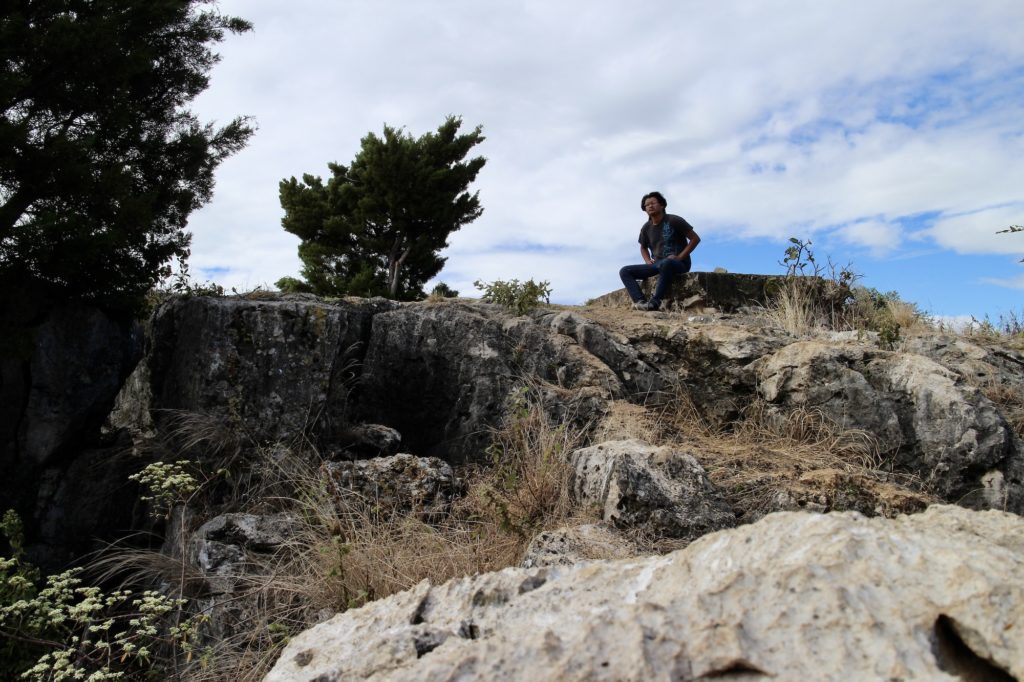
[[619, 257, 691, 307]]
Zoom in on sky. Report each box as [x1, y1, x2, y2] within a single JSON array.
[[186, 0, 1024, 323]]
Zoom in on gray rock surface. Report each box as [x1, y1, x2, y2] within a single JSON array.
[[588, 270, 788, 312], [0, 300, 142, 570], [752, 341, 1017, 508], [146, 295, 387, 446], [322, 454, 461, 515], [337, 423, 403, 457], [357, 301, 620, 462], [264, 505, 1024, 681], [190, 512, 302, 640], [569, 439, 736, 541], [521, 522, 639, 568]]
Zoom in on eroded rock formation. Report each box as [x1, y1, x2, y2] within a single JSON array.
[[264, 505, 1024, 681]]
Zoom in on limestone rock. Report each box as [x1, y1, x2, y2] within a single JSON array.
[[521, 523, 640, 568], [322, 454, 461, 515], [357, 302, 620, 463], [569, 439, 736, 540], [264, 505, 1024, 681], [146, 296, 387, 446], [0, 299, 142, 571], [190, 512, 302, 639], [336, 423, 403, 457], [587, 270, 788, 312], [3, 304, 142, 470], [752, 341, 1018, 508]]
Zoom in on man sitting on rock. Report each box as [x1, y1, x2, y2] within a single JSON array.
[[619, 191, 701, 311]]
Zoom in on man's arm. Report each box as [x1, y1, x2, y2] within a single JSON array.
[[675, 229, 700, 260], [640, 244, 654, 265]]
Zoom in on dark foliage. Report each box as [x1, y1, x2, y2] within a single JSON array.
[[278, 116, 485, 300], [0, 0, 254, 313]]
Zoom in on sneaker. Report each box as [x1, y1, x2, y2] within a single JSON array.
[[647, 301, 661, 312], [632, 300, 650, 311]]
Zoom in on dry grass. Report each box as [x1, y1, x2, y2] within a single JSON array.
[[883, 298, 933, 335], [979, 380, 1024, 439], [648, 388, 934, 521], [761, 279, 825, 336], [91, 385, 595, 681], [158, 409, 245, 464], [459, 393, 590, 539]]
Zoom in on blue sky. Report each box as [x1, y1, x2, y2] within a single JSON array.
[[186, 0, 1024, 323]]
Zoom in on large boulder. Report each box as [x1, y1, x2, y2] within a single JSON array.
[[0, 298, 142, 570], [2, 304, 142, 470], [588, 271, 789, 313], [264, 505, 1024, 681], [356, 301, 620, 462], [322, 454, 462, 516], [569, 439, 736, 541], [145, 295, 387, 446], [751, 341, 1020, 509]]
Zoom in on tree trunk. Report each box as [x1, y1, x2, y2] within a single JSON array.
[[388, 246, 413, 298]]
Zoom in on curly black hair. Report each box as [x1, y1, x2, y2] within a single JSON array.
[[641, 191, 667, 211]]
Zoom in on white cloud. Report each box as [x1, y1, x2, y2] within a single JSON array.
[[182, 0, 1024, 313], [981, 272, 1024, 289], [928, 206, 1024, 256]]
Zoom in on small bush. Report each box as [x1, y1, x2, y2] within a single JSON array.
[[0, 510, 205, 681], [474, 278, 552, 315], [429, 282, 459, 298]]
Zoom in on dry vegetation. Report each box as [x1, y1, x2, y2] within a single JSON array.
[[16, 277, 1021, 681], [90, 388, 593, 681]]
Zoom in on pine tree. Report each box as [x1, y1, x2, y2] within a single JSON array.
[[278, 117, 486, 300]]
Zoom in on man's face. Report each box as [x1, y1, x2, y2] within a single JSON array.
[[644, 197, 664, 218]]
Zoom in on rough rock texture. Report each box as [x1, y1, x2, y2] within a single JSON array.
[[521, 522, 639, 568], [0, 298, 142, 569], [2, 304, 142, 469], [264, 505, 1024, 681], [190, 512, 302, 640], [337, 423, 403, 457], [357, 301, 620, 462], [29, 440, 148, 569], [322, 454, 461, 515], [146, 295, 388, 446], [126, 295, 1023, 512], [752, 341, 1017, 507], [569, 439, 736, 540]]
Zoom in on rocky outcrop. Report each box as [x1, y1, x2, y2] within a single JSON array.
[[1, 303, 142, 470], [752, 341, 1016, 508], [127, 295, 1024, 512], [14, 289, 1022, 571], [1, 297, 142, 569], [264, 505, 1024, 681], [357, 301, 620, 462], [569, 439, 736, 541], [323, 454, 462, 516], [146, 295, 387, 447], [521, 522, 640, 568]]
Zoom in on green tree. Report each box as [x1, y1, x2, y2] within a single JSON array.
[[0, 0, 254, 312], [278, 117, 486, 300]]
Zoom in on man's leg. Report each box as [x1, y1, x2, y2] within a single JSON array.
[[649, 259, 691, 309], [619, 263, 659, 304]]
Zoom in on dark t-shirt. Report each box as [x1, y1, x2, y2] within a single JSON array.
[[639, 214, 695, 260]]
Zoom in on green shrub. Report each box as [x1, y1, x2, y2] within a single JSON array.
[[430, 282, 459, 298], [474, 278, 552, 315], [1, 510, 205, 681]]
